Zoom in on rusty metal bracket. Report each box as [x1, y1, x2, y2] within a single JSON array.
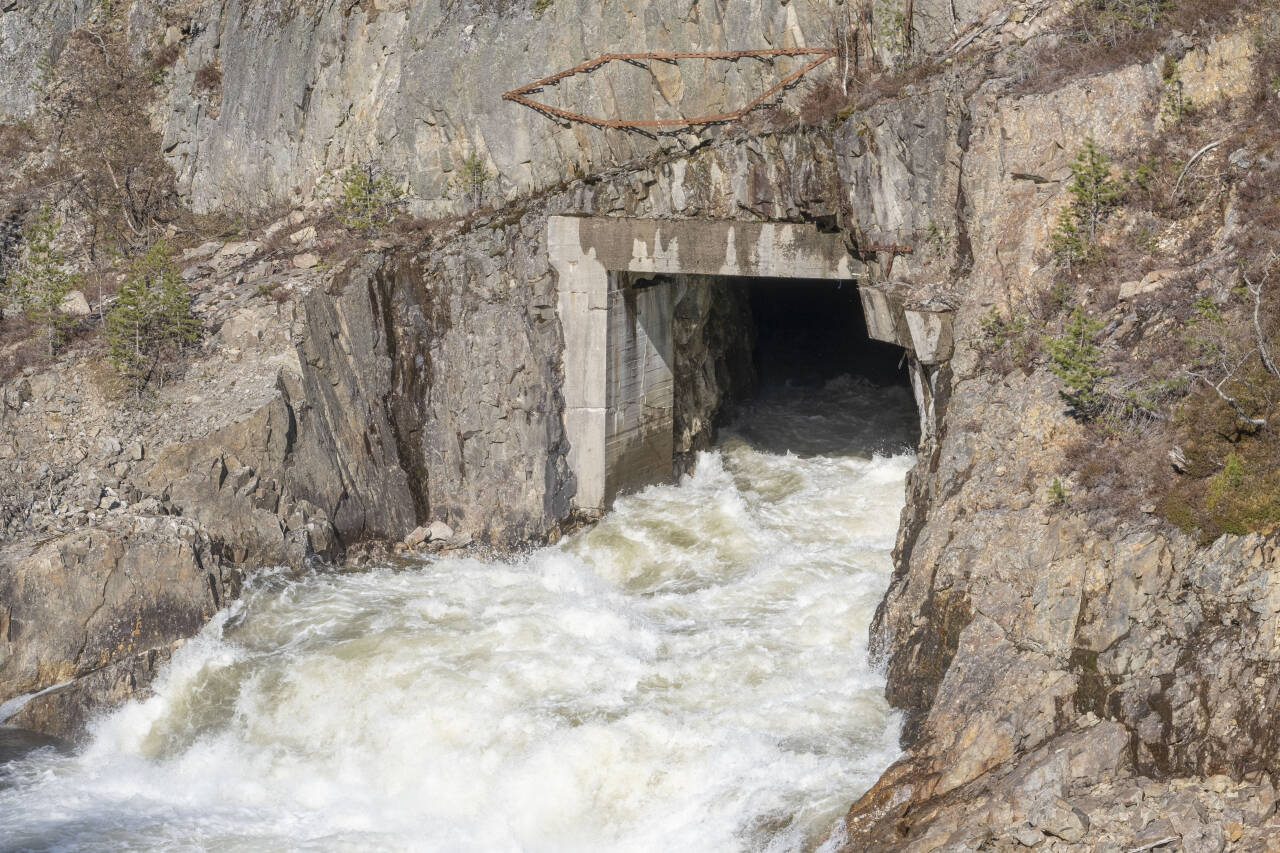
[[503, 48, 836, 132], [861, 243, 914, 279]]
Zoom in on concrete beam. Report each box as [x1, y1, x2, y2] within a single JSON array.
[[859, 286, 905, 347], [857, 284, 955, 365], [552, 215, 861, 281], [904, 308, 955, 365]]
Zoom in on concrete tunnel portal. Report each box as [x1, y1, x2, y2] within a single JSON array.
[[549, 216, 954, 513]]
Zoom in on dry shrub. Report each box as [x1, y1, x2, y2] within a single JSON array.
[[0, 210, 21, 283], [35, 25, 181, 261], [391, 214, 466, 242], [0, 316, 46, 383], [798, 76, 850, 125], [855, 60, 943, 106], [80, 266, 120, 314], [194, 62, 222, 94], [0, 338, 44, 384], [791, 59, 944, 127], [1064, 428, 1176, 518], [1229, 21, 1280, 277], [1234, 167, 1280, 272], [258, 222, 296, 257], [0, 125, 41, 228], [151, 41, 181, 70], [1015, 0, 1257, 95], [0, 123, 37, 180]]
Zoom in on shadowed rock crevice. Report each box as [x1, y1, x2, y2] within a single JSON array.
[[884, 587, 974, 749]]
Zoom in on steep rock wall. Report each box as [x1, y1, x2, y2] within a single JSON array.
[[293, 237, 574, 545], [830, 25, 1280, 851], [157, 0, 844, 213], [0, 516, 238, 738], [670, 274, 758, 473], [0, 122, 847, 736], [2, 0, 1008, 215], [0, 0, 92, 118]]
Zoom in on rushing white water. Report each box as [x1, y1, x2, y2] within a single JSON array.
[[0, 377, 915, 853]]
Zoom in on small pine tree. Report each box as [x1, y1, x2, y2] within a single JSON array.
[[1052, 137, 1120, 266], [336, 164, 406, 234], [10, 204, 80, 357], [1050, 208, 1087, 268], [1048, 477, 1069, 506], [1047, 306, 1111, 419], [106, 241, 200, 397], [1222, 452, 1244, 489], [0, 215, 20, 316], [1161, 75, 1190, 125], [1065, 137, 1120, 244], [460, 151, 492, 210]]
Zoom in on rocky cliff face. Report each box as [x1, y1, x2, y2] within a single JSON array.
[[291, 237, 575, 544], [0, 515, 237, 738], [826, 22, 1280, 852], [0, 0, 91, 118], [0, 117, 844, 733], [3, 0, 1017, 215], [66, 0, 843, 214], [3, 0, 1279, 848]]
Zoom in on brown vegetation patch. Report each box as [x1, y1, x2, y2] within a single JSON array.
[[151, 41, 181, 71], [1012, 0, 1259, 96], [1052, 17, 1280, 539], [796, 59, 945, 127], [34, 25, 181, 261], [0, 316, 45, 383], [194, 62, 222, 94], [973, 15, 1280, 538]]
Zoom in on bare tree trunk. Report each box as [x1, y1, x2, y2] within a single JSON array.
[[1188, 370, 1267, 427], [1247, 255, 1280, 380]]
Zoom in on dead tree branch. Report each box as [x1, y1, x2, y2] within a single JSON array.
[[1187, 358, 1267, 427], [1173, 138, 1224, 202], [1244, 252, 1280, 381]]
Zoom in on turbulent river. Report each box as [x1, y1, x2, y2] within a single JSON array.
[[0, 377, 917, 853]]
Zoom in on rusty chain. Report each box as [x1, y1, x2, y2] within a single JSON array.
[[503, 48, 837, 131]]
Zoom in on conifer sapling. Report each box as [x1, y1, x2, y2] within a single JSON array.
[[11, 204, 80, 357], [106, 240, 200, 397]]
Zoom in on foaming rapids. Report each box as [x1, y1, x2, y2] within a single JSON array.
[[0, 377, 916, 853]]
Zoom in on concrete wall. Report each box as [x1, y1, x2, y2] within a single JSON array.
[[858, 284, 956, 448], [551, 215, 863, 512], [605, 274, 675, 503], [550, 215, 957, 513]]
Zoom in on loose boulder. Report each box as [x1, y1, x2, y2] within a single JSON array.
[[59, 290, 91, 317]]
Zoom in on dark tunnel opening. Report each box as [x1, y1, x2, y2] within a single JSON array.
[[611, 270, 923, 498], [717, 276, 920, 458], [743, 277, 910, 390], [663, 275, 920, 466]]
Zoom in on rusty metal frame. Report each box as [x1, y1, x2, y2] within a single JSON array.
[[503, 48, 836, 131], [862, 243, 914, 279]]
